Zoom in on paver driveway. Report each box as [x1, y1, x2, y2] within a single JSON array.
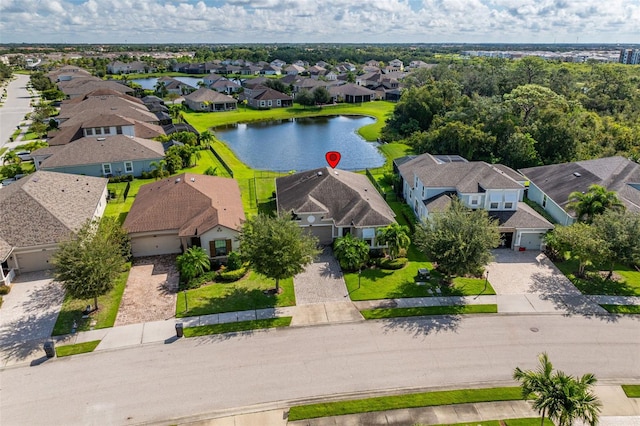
[[486, 249, 606, 314], [0, 271, 64, 366]]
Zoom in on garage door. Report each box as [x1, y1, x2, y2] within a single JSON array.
[[304, 225, 333, 245], [131, 235, 182, 257], [15, 250, 55, 273], [519, 233, 543, 250]]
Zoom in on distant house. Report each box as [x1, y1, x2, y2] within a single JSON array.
[[183, 88, 238, 112], [107, 61, 155, 74], [246, 86, 293, 109], [33, 135, 165, 178], [260, 65, 282, 76], [57, 77, 134, 99], [123, 174, 245, 258], [284, 64, 306, 75], [157, 77, 196, 96], [520, 156, 640, 226], [329, 83, 376, 103], [0, 171, 108, 281], [398, 153, 553, 250], [276, 167, 396, 246]]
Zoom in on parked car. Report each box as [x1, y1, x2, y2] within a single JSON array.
[[16, 151, 32, 161]]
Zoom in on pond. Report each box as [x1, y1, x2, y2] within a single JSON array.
[[214, 116, 385, 171], [131, 76, 203, 90]]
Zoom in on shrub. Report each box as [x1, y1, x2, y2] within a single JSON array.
[[108, 174, 134, 183], [0, 285, 11, 295], [180, 270, 217, 291], [226, 252, 242, 271], [379, 257, 408, 270], [217, 267, 248, 282], [140, 171, 152, 179]]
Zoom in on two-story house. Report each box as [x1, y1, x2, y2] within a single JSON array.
[[398, 154, 554, 251]]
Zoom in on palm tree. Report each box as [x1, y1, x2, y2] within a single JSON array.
[[2, 151, 20, 165], [149, 160, 167, 180], [376, 223, 411, 260], [514, 353, 601, 426], [567, 184, 625, 223], [198, 130, 214, 149], [333, 234, 369, 272], [176, 247, 210, 284], [154, 80, 167, 98]]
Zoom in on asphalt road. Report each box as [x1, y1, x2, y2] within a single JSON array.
[[1, 314, 638, 425], [0, 73, 33, 149]]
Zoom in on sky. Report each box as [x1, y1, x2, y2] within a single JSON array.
[[0, 0, 639, 45]]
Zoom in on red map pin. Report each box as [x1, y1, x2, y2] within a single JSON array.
[[325, 151, 341, 168]]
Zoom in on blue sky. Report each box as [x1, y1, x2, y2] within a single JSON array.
[[0, 0, 638, 44]]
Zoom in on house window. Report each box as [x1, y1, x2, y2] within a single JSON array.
[[470, 198, 478, 205], [542, 195, 547, 208], [116, 126, 123, 134], [211, 239, 231, 257], [85, 128, 93, 136], [95, 127, 102, 135], [103, 127, 111, 134], [102, 163, 112, 175], [504, 202, 513, 209], [490, 202, 499, 209], [124, 161, 133, 173]]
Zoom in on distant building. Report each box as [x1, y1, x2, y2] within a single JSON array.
[[619, 49, 640, 65]]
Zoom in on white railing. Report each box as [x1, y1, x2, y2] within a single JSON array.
[[2, 268, 15, 286]]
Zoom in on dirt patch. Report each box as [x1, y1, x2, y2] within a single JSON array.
[[114, 255, 179, 326]]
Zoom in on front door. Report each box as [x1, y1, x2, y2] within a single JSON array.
[[499, 232, 513, 249]]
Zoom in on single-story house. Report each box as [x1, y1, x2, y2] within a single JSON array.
[[183, 88, 238, 112], [33, 135, 165, 178], [276, 167, 396, 246], [0, 171, 108, 283], [328, 83, 376, 103], [247, 86, 293, 109], [123, 174, 245, 258], [520, 156, 640, 226]]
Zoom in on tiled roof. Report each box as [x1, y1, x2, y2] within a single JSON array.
[[123, 174, 245, 235], [399, 153, 523, 193], [276, 167, 396, 228], [0, 171, 107, 259], [520, 156, 640, 212], [39, 135, 165, 168]]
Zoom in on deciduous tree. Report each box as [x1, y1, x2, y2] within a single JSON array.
[[238, 214, 320, 292]]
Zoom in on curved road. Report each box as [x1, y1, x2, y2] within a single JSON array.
[[1, 314, 639, 425], [0, 73, 34, 149]]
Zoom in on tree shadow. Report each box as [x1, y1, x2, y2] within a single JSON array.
[[0, 309, 61, 364], [529, 272, 627, 323], [183, 286, 279, 318], [377, 314, 463, 338]]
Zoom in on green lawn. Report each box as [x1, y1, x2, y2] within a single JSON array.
[[432, 420, 554, 426], [600, 304, 640, 314], [176, 271, 295, 318], [52, 265, 130, 336], [182, 101, 395, 141], [183, 317, 292, 337], [287, 387, 523, 421], [622, 385, 640, 398], [361, 304, 498, 319], [55, 340, 101, 357], [554, 259, 640, 296]]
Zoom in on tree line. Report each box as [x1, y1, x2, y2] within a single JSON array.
[[383, 57, 640, 168]]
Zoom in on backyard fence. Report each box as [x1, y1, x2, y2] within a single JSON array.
[[123, 181, 131, 201], [208, 146, 234, 177]]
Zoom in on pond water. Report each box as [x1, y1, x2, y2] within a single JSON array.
[[214, 116, 385, 172], [131, 76, 203, 90]]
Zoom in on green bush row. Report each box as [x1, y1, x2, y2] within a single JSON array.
[[107, 174, 134, 183], [372, 257, 408, 270]]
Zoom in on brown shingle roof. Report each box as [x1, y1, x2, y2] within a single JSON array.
[[183, 88, 237, 103], [39, 135, 165, 168], [276, 167, 396, 228], [0, 171, 107, 260], [123, 174, 245, 236]]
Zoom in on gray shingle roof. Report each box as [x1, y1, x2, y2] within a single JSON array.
[[39, 135, 165, 168], [183, 88, 237, 103], [276, 167, 396, 228], [490, 202, 554, 230], [0, 171, 107, 260], [399, 153, 523, 193], [520, 156, 640, 212]]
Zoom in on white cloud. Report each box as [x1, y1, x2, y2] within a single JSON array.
[[0, 0, 638, 43]]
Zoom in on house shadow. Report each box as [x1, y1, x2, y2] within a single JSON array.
[[529, 272, 626, 323]]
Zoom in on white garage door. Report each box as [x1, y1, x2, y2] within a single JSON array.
[[15, 250, 55, 273], [131, 235, 182, 257], [520, 233, 543, 250]]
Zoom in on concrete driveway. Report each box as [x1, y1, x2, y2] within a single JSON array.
[[486, 250, 606, 315], [0, 271, 64, 366]]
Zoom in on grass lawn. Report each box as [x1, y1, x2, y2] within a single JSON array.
[[287, 387, 523, 421], [361, 304, 498, 319], [175, 271, 295, 318], [622, 385, 640, 398], [554, 259, 640, 296], [182, 101, 395, 141], [55, 340, 100, 357], [433, 420, 554, 426], [600, 304, 640, 314], [52, 265, 130, 336], [183, 317, 291, 337]]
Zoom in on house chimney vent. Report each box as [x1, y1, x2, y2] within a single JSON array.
[[317, 171, 322, 176], [573, 172, 582, 177], [97, 137, 106, 141], [175, 178, 181, 183]]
